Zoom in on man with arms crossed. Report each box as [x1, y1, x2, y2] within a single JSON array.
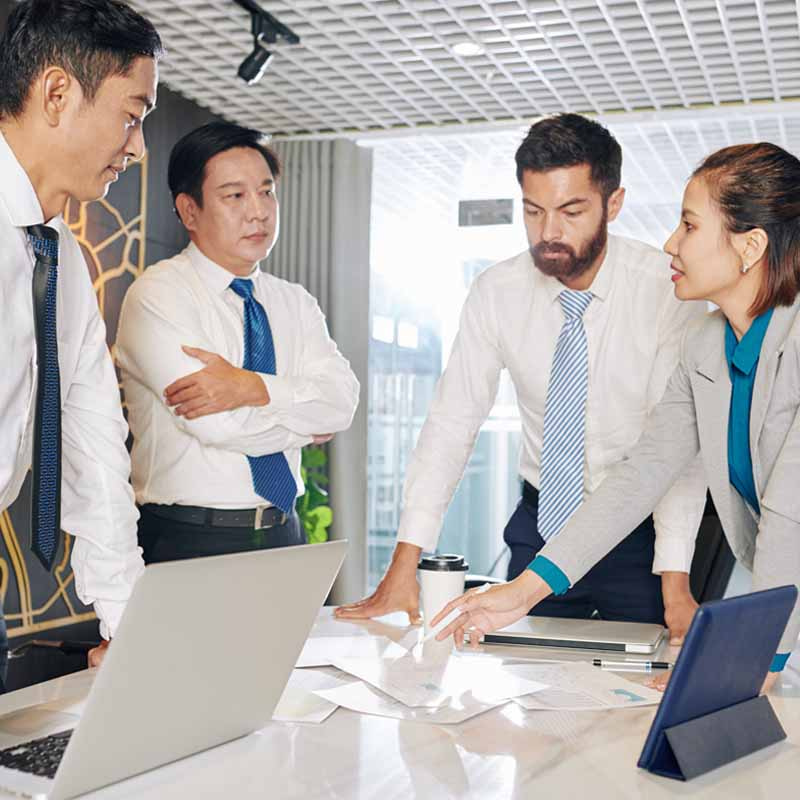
[[338, 114, 707, 641], [117, 122, 359, 562], [0, 0, 162, 673]]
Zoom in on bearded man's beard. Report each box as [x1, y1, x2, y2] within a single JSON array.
[[531, 207, 609, 282]]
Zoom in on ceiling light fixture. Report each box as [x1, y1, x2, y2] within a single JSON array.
[[452, 40, 485, 57], [233, 0, 300, 85]]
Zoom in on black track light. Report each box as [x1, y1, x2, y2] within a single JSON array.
[[238, 33, 274, 84], [233, 0, 300, 85]]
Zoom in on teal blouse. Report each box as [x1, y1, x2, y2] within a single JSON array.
[[724, 309, 788, 672], [724, 308, 774, 513]]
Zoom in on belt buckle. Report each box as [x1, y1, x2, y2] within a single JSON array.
[[254, 505, 269, 530], [254, 505, 288, 530]]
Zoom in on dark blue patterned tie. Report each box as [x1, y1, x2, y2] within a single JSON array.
[[27, 225, 62, 571], [229, 278, 297, 514]]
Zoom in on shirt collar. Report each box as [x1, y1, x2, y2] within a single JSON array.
[[186, 241, 260, 295], [725, 307, 775, 376], [0, 130, 47, 227], [537, 233, 616, 305], [586, 235, 616, 301]]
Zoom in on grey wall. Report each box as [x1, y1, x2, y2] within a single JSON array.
[[140, 85, 222, 266]]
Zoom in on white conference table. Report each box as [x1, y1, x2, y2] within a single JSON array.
[[0, 608, 798, 799]]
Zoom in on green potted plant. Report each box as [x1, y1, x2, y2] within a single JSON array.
[[296, 446, 333, 543]]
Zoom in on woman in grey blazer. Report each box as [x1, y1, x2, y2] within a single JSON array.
[[434, 142, 800, 691]]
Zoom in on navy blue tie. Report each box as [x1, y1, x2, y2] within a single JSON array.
[[229, 278, 297, 514], [27, 225, 62, 571]]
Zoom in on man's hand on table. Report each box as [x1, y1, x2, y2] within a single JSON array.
[[88, 640, 109, 668], [647, 668, 780, 695], [761, 672, 780, 694], [661, 571, 699, 645], [164, 346, 270, 419], [335, 542, 422, 624]]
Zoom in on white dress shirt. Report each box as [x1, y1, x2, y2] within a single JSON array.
[[0, 132, 144, 639], [398, 234, 708, 574], [116, 243, 359, 509]]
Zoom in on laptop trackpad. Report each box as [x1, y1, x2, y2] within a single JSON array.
[[0, 708, 79, 749]]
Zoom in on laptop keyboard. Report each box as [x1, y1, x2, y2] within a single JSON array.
[[0, 729, 73, 779]]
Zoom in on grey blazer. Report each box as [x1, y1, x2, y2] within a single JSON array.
[[541, 295, 800, 653]]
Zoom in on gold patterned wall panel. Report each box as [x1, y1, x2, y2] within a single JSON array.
[[67, 154, 149, 361], [2, 158, 148, 639]]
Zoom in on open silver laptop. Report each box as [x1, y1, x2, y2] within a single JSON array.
[[0, 540, 346, 800], [483, 616, 666, 654]]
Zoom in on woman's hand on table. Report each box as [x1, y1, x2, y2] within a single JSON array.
[[431, 570, 551, 647]]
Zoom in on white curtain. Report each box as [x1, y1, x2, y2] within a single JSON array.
[[268, 140, 332, 311], [269, 139, 372, 602]]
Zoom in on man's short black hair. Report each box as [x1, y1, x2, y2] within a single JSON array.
[[515, 113, 622, 199], [0, 0, 163, 118], [168, 121, 281, 220]]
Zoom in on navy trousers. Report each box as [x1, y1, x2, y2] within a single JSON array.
[[504, 485, 664, 624], [138, 506, 307, 564]]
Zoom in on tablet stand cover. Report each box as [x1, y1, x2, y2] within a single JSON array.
[[638, 585, 797, 781]]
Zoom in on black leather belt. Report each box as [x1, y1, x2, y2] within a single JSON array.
[[141, 503, 289, 530], [522, 480, 539, 506]]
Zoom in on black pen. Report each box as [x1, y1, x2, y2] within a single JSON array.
[[592, 658, 672, 671]]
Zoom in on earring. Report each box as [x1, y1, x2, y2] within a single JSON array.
[[741, 261, 751, 274]]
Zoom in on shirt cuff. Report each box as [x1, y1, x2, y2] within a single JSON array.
[[769, 652, 791, 673], [527, 556, 570, 596], [93, 600, 125, 641], [396, 508, 443, 553]]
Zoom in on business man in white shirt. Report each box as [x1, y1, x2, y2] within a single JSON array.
[[338, 113, 707, 641], [116, 121, 359, 562], [0, 0, 162, 675]]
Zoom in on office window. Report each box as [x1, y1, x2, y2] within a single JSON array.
[[372, 315, 394, 344], [397, 322, 419, 350], [366, 135, 529, 589]]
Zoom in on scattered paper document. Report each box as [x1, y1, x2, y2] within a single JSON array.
[[315, 680, 504, 725], [272, 668, 350, 724], [296, 636, 410, 668], [510, 662, 663, 712], [332, 649, 548, 708], [273, 687, 337, 724]]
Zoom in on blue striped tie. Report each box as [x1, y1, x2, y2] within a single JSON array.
[[538, 289, 593, 541], [27, 226, 62, 571], [229, 278, 297, 514]]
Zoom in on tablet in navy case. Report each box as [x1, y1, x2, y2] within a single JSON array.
[[638, 585, 798, 780]]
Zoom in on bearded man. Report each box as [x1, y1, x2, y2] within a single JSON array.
[[337, 113, 711, 637]]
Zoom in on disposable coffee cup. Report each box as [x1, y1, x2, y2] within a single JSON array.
[[418, 554, 469, 634]]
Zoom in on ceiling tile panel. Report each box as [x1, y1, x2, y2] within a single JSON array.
[[127, 1, 800, 136]]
